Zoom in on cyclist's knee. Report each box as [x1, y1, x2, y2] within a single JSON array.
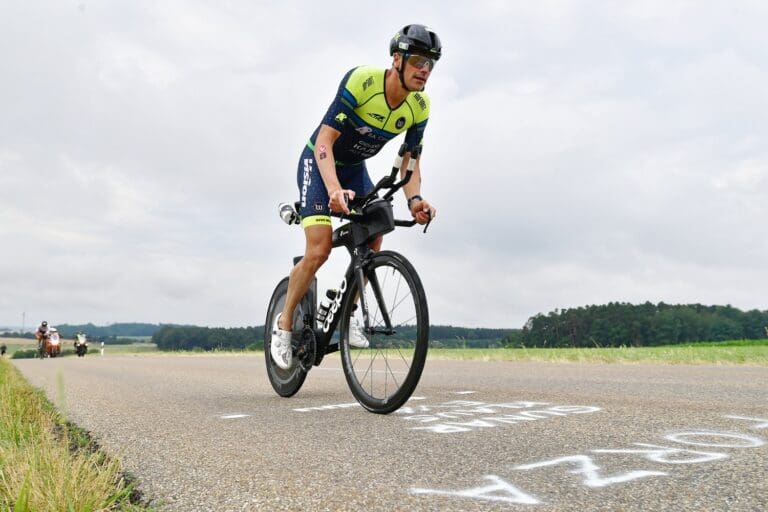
[[304, 241, 331, 270], [303, 224, 332, 270]]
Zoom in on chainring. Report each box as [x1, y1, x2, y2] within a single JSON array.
[[293, 325, 316, 372]]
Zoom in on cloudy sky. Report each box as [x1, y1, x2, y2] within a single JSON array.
[[1, 1, 766, 330]]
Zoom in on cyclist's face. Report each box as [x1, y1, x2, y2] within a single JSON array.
[[399, 53, 433, 90]]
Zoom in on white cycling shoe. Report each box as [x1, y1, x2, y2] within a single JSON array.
[[270, 313, 293, 370], [348, 317, 370, 348]]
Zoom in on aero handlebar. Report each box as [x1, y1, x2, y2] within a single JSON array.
[[341, 143, 431, 232]]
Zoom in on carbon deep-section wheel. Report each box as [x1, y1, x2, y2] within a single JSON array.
[[339, 251, 429, 414], [264, 277, 313, 397]]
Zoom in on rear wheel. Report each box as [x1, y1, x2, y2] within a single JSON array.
[[339, 251, 429, 414], [264, 277, 313, 397]]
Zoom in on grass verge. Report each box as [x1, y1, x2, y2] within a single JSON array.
[[427, 339, 768, 366], [0, 358, 150, 511]]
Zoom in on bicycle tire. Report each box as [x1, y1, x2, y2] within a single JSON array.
[[339, 250, 429, 414], [264, 277, 312, 397]]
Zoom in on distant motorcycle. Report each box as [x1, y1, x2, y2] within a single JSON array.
[[39, 331, 62, 358], [74, 333, 88, 357]]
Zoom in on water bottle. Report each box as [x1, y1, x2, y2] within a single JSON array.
[[278, 202, 298, 225], [316, 289, 339, 327], [316, 299, 331, 325]]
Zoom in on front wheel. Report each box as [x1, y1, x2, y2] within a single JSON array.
[[264, 277, 313, 397], [339, 251, 429, 414]]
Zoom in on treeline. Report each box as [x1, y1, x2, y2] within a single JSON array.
[[428, 325, 522, 348], [522, 302, 768, 348], [56, 323, 167, 338], [152, 326, 262, 351], [150, 324, 522, 351]]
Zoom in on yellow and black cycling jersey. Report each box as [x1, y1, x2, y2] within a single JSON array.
[[307, 65, 430, 166]]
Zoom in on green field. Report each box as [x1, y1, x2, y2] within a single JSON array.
[[428, 339, 768, 366], [119, 338, 768, 367], [4, 337, 767, 366]]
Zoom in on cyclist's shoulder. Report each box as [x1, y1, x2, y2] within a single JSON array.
[[405, 89, 430, 122], [343, 65, 386, 98]]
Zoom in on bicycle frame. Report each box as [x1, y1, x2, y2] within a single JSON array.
[[294, 143, 425, 365]]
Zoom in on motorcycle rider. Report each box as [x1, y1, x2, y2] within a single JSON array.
[[74, 332, 88, 356]]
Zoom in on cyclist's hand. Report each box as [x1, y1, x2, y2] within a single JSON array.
[[411, 198, 436, 225], [328, 189, 355, 215]]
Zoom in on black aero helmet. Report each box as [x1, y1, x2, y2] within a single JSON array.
[[390, 24, 442, 60]]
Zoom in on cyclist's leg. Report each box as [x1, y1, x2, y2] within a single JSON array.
[[279, 222, 332, 331], [279, 148, 334, 331]]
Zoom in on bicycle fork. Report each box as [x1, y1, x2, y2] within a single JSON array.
[[352, 252, 396, 337]]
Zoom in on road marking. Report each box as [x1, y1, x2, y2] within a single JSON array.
[[220, 414, 250, 419], [400, 400, 601, 434], [293, 402, 360, 412], [410, 412, 768, 506], [412, 475, 541, 505], [514, 455, 667, 488], [664, 431, 766, 448], [724, 415, 768, 429]]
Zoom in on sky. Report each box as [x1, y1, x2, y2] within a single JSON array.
[[1, 1, 766, 330]]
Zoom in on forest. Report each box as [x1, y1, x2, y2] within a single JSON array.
[[520, 302, 768, 347], [151, 303, 768, 350], [5, 303, 766, 350]]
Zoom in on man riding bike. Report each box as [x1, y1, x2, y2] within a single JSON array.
[[35, 320, 50, 351], [271, 24, 441, 370]]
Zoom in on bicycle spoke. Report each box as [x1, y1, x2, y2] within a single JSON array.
[[341, 252, 428, 413]]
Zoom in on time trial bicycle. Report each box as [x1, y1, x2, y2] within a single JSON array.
[[264, 144, 430, 414]]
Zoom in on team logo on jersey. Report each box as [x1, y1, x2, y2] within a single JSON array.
[[413, 93, 427, 111], [367, 112, 385, 122], [356, 126, 373, 135], [334, 113, 347, 124], [395, 117, 406, 129]]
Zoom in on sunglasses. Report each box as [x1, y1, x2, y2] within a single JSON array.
[[406, 53, 436, 71]]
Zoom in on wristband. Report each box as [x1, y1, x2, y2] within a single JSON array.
[[407, 195, 423, 209]]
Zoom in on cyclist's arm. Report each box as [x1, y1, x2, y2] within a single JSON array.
[[400, 152, 422, 200], [401, 153, 435, 223]]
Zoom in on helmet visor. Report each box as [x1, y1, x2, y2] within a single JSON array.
[[406, 53, 436, 71]]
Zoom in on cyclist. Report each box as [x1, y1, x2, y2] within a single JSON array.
[[271, 24, 441, 370], [35, 321, 50, 351]]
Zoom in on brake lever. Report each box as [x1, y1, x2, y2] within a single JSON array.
[[422, 209, 433, 233]]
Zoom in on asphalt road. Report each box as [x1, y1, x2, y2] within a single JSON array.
[[12, 354, 768, 511]]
